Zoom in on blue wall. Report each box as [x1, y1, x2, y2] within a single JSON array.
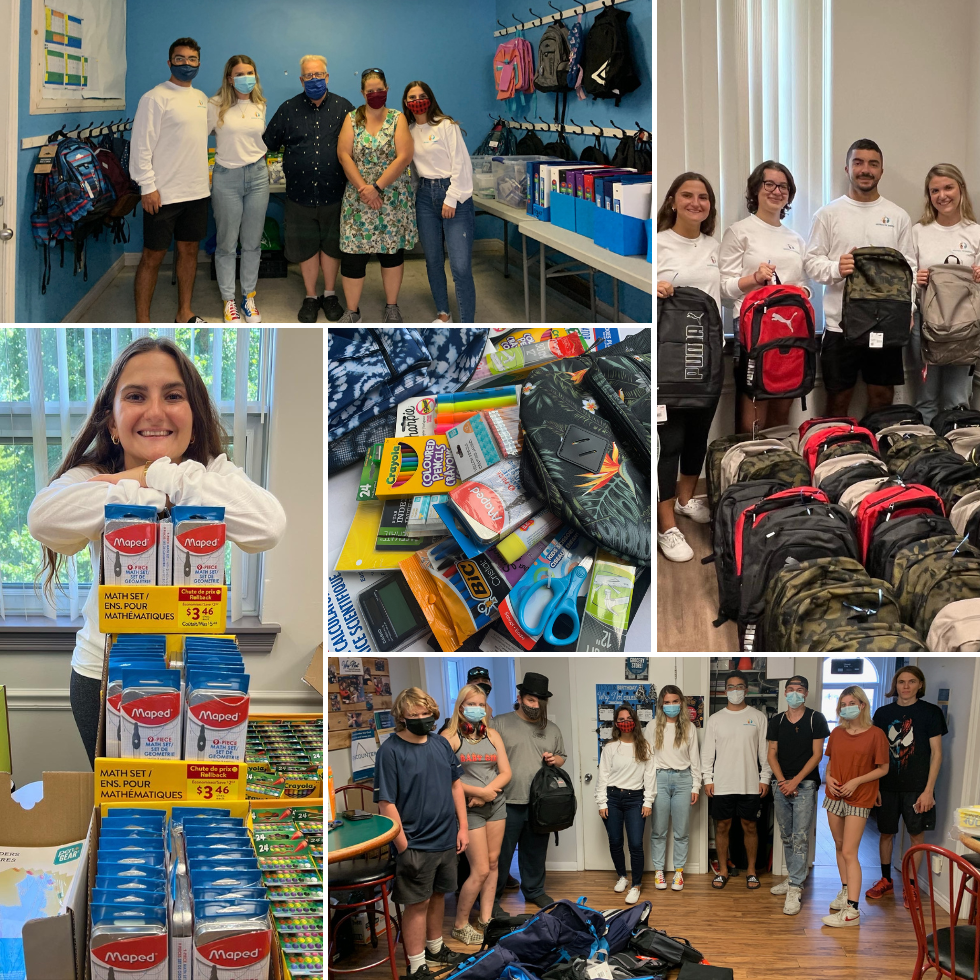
[[16, 0, 126, 322]]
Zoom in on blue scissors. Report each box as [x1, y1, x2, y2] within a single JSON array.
[[515, 557, 593, 646]]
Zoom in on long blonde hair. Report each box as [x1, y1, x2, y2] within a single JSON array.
[[653, 685, 691, 750], [836, 686, 873, 730], [442, 684, 489, 743], [610, 704, 651, 762], [920, 163, 977, 225], [212, 55, 267, 128]]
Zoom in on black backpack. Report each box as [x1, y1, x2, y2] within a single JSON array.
[[859, 403, 924, 433], [865, 512, 955, 582], [611, 132, 651, 172], [582, 5, 641, 107], [528, 763, 577, 843], [841, 246, 914, 347], [579, 133, 609, 165], [542, 90, 576, 161], [657, 286, 724, 409], [931, 408, 980, 437], [535, 21, 572, 92], [817, 459, 888, 504], [516, 128, 547, 154], [901, 450, 978, 497]]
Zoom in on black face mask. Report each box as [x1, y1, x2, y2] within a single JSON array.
[[521, 703, 541, 721], [405, 716, 436, 736]]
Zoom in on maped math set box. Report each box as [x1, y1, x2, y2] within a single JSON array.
[[103, 504, 158, 586], [172, 506, 227, 586], [373, 436, 460, 497]]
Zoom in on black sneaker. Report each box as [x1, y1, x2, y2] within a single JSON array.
[[298, 296, 320, 322], [405, 964, 433, 980], [321, 293, 344, 321], [527, 893, 554, 908], [424, 944, 464, 970]]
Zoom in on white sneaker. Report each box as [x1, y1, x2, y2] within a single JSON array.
[[431, 314, 453, 322], [671, 870, 684, 891], [822, 905, 860, 927], [674, 496, 711, 523], [653, 871, 667, 890], [783, 886, 802, 915], [613, 876, 628, 893], [658, 527, 694, 562], [770, 876, 791, 896], [625, 886, 641, 905], [829, 885, 849, 911]]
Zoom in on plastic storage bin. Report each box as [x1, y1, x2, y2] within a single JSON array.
[[492, 156, 563, 210], [593, 206, 648, 257], [575, 197, 596, 238], [550, 192, 576, 232], [472, 156, 495, 198]]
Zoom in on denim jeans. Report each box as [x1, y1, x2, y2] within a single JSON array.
[[603, 787, 647, 885], [211, 158, 271, 301], [650, 768, 693, 870], [415, 177, 476, 322], [772, 780, 817, 887], [494, 803, 550, 903], [905, 314, 973, 426]]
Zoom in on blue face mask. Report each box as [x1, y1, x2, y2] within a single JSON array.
[[233, 75, 256, 94], [663, 704, 681, 718], [304, 78, 327, 100], [171, 62, 199, 82], [839, 705, 861, 720], [785, 691, 806, 708], [462, 706, 486, 723]]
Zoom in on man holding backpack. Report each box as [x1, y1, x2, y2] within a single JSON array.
[[492, 672, 567, 917], [804, 139, 917, 416]]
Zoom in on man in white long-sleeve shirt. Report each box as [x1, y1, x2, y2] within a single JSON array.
[[702, 671, 772, 890], [130, 38, 210, 324], [804, 139, 916, 417]]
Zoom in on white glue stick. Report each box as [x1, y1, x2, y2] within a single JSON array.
[[495, 510, 563, 564]]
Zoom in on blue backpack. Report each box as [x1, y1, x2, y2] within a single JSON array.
[[448, 946, 521, 980], [601, 902, 651, 954], [501, 967, 545, 980], [566, 14, 586, 98]]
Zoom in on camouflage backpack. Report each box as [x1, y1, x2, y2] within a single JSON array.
[[732, 448, 810, 491], [808, 622, 926, 651], [841, 246, 914, 348], [875, 423, 936, 456], [705, 425, 797, 514], [889, 534, 975, 594], [900, 553, 980, 638], [884, 433, 952, 475]]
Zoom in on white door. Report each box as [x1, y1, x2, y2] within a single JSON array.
[[569, 658, 710, 875], [0, 0, 15, 321]]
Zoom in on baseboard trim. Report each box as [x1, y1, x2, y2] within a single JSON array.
[[62, 255, 126, 323]]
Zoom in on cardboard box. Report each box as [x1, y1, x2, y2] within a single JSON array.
[[302, 643, 323, 696]]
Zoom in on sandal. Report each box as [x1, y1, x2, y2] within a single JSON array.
[[711, 874, 728, 889], [746, 875, 761, 889]]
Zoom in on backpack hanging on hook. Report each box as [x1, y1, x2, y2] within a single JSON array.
[[579, 131, 608, 165], [582, 4, 641, 107]]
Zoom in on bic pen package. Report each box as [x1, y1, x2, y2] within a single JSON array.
[[374, 437, 460, 497]]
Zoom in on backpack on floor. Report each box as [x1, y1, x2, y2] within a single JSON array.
[[628, 927, 703, 968], [528, 763, 577, 843], [951, 488, 980, 536], [496, 913, 563, 969], [860, 403, 924, 433], [808, 622, 927, 651], [900, 552, 980, 638], [901, 451, 978, 499], [543, 953, 669, 980], [520, 331, 651, 566], [854, 483, 945, 563], [944, 428, 980, 460], [874, 423, 936, 456], [482, 914, 536, 950], [841, 246, 914, 347], [813, 454, 888, 500], [719, 439, 799, 495], [889, 534, 978, 592], [737, 284, 817, 402], [865, 512, 956, 582], [797, 417, 860, 463], [814, 438, 883, 472], [535, 21, 572, 92], [927, 597, 980, 651], [582, 4, 640, 107], [704, 427, 797, 514], [448, 946, 522, 980], [600, 903, 651, 955], [919, 259, 980, 365], [943, 477, 980, 514], [801, 424, 878, 475], [657, 287, 723, 409], [884, 432, 953, 475], [838, 476, 895, 517], [932, 408, 980, 436]]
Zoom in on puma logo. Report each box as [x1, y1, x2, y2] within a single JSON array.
[[771, 311, 798, 330], [686, 312, 705, 326]]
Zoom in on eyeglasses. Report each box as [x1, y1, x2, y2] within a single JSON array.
[[300, 71, 327, 80], [362, 67, 386, 81], [171, 56, 200, 66], [762, 180, 790, 194]]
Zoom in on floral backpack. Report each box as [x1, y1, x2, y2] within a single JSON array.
[[519, 331, 651, 566]]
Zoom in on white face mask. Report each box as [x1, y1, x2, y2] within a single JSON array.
[[726, 689, 746, 705]]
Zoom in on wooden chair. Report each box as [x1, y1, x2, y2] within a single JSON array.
[[905, 843, 980, 980]]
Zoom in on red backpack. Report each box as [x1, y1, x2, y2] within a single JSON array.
[[801, 424, 879, 475], [854, 484, 945, 562], [738, 283, 817, 403]]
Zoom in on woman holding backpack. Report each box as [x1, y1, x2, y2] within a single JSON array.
[[403, 81, 476, 323], [720, 161, 811, 433], [656, 172, 721, 562], [907, 163, 980, 425]]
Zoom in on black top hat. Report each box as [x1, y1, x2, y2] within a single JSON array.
[[517, 671, 552, 699]]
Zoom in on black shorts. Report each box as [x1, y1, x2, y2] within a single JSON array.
[[708, 793, 763, 822], [821, 328, 905, 393], [392, 846, 457, 906], [142, 196, 209, 251], [284, 198, 341, 263], [874, 789, 937, 836]]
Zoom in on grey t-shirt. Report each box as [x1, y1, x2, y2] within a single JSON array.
[[492, 711, 567, 804]]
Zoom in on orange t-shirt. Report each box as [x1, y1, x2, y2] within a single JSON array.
[[824, 725, 889, 809]]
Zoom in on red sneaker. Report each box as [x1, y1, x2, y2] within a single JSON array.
[[865, 878, 894, 900]]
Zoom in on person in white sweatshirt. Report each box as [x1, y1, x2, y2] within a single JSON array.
[[208, 55, 270, 325], [404, 82, 476, 323], [720, 160, 811, 432], [701, 671, 772, 890], [27, 337, 286, 768], [803, 138, 916, 417], [644, 685, 701, 893], [656, 172, 722, 563], [595, 703, 656, 905], [130, 38, 211, 324], [907, 163, 980, 425]]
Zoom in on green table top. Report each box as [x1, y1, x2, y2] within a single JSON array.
[[327, 813, 397, 863]]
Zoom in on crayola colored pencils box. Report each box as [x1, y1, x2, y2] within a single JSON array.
[[374, 436, 461, 497]]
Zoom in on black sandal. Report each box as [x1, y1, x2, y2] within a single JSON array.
[[711, 874, 728, 889], [746, 875, 761, 889]]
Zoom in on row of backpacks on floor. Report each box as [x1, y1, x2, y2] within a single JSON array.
[[703, 404, 980, 653]]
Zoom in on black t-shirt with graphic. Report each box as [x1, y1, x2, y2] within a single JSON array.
[[766, 707, 831, 785], [872, 699, 947, 794]]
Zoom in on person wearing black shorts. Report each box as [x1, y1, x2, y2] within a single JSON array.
[[130, 38, 211, 323], [865, 666, 946, 909], [804, 139, 916, 416]]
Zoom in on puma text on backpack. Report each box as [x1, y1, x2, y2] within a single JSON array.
[[919, 259, 980, 365], [582, 5, 641, 107], [535, 21, 572, 92], [657, 286, 723, 409], [528, 763, 578, 842], [841, 246, 914, 347]]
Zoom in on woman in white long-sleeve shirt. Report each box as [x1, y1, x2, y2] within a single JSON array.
[[403, 81, 476, 323], [27, 337, 286, 767], [595, 703, 656, 905]]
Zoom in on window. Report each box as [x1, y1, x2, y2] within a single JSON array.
[[821, 657, 880, 732], [0, 327, 275, 622]]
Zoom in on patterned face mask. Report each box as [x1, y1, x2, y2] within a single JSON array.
[[407, 98, 431, 116]]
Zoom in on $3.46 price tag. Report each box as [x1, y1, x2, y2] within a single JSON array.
[[186, 764, 243, 801], [177, 587, 225, 630]]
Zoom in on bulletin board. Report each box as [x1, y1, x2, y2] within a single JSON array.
[[594, 684, 703, 765], [30, 0, 126, 114], [327, 656, 393, 750]]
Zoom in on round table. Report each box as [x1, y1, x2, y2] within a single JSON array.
[[328, 813, 398, 864]]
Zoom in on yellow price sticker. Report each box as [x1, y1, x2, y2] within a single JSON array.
[[186, 763, 242, 802], [177, 587, 225, 630]]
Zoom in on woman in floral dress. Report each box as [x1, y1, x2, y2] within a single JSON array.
[[336, 68, 416, 322]]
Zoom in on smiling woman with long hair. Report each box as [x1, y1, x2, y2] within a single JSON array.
[[27, 336, 286, 767]]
